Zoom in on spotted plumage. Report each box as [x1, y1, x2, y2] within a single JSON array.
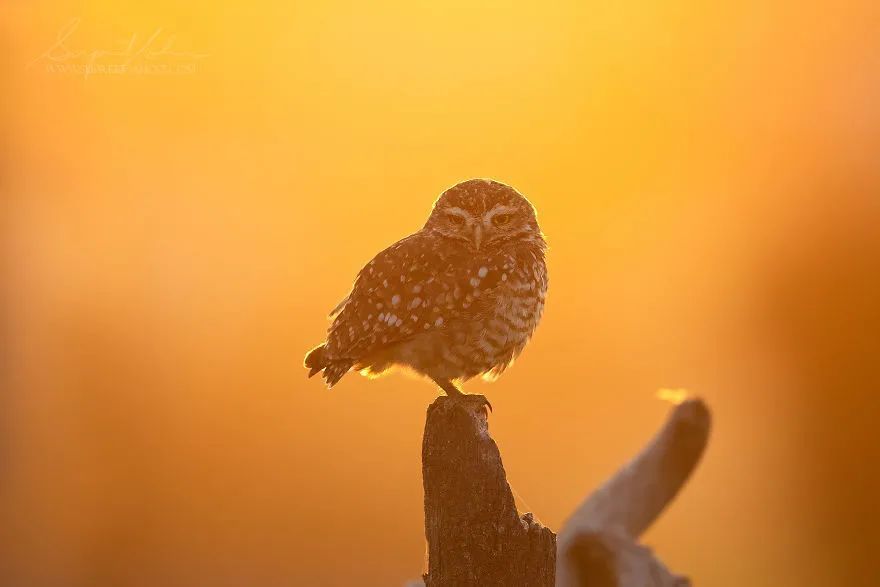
[[304, 178, 547, 396]]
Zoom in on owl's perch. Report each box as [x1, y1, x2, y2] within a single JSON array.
[[422, 396, 556, 586], [419, 397, 710, 587]]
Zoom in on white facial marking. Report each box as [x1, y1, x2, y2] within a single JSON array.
[[444, 206, 472, 220], [478, 266, 488, 278], [483, 203, 517, 223], [391, 294, 401, 306], [435, 317, 444, 327]]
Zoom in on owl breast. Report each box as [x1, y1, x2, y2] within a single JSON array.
[[361, 242, 548, 383], [482, 256, 548, 377]]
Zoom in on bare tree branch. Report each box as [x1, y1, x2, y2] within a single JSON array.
[[556, 398, 711, 586]]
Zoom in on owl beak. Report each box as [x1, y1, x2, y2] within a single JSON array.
[[472, 224, 483, 250]]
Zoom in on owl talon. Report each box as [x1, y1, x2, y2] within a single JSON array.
[[473, 394, 493, 414], [456, 393, 493, 414]]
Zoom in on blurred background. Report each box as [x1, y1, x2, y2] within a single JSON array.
[[2, 1, 879, 585]]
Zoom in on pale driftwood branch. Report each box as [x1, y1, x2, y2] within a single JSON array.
[[556, 398, 711, 587], [418, 397, 711, 587], [561, 531, 690, 587]]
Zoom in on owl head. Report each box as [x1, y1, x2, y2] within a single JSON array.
[[424, 179, 544, 251]]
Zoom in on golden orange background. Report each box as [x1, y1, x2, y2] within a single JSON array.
[[3, 1, 879, 585]]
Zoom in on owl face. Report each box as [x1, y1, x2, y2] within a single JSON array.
[[424, 179, 543, 251]]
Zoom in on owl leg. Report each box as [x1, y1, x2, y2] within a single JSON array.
[[432, 377, 463, 397], [431, 377, 492, 413]]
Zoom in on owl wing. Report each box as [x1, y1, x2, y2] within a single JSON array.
[[327, 293, 350, 318], [324, 233, 506, 361]]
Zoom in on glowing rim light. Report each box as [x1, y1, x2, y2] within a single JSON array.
[[656, 388, 691, 405]]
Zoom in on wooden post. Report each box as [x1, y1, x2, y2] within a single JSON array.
[[419, 396, 711, 587], [422, 396, 556, 586]]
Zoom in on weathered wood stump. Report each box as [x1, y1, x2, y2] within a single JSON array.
[[420, 396, 711, 587], [422, 396, 556, 586]]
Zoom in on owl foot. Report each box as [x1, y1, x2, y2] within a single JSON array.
[[456, 393, 493, 414], [432, 378, 493, 413]]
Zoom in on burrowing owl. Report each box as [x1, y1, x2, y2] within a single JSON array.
[[304, 179, 547, 398]]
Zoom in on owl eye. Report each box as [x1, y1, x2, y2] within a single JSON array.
[[447, 213, 466, 226], [492, 213, 512, 227]]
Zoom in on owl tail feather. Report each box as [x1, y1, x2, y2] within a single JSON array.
[[304, 344, 326, 377], [304, 343, 353, 388]]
